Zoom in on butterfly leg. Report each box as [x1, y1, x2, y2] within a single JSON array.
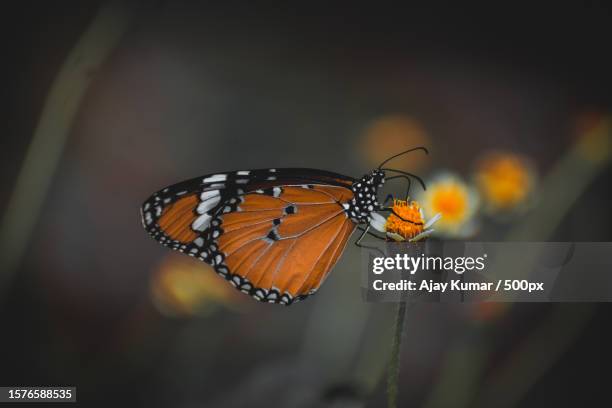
[[356, 226, 386, 241], [354, 226, 386, 257]]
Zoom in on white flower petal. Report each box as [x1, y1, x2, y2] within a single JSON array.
[[424, 213, 442, 229], [369, 212, 387, 233], [386, 232, 406, 242], [409, 229, 434, 242]]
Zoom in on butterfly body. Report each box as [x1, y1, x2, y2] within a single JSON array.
[[141, 168, 387, 305], [344, 169, 385, 223]]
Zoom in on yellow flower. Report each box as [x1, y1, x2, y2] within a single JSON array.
[[417, 173, 479, 237], [150, 254, 242, 317], [382, 199, 440, 242], [474, 151, 536, 213]]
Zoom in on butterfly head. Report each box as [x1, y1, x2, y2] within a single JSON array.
[[347, 146, 428, 226], [369, 168, 386, 188]]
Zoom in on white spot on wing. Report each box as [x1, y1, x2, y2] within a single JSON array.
[[192, 214, 212, 231], [197, 190, 221, 214], [204, 174, 227, 183], [237, 170, 250, 175], [201, 190, 220, 201], [272, 187, 282, 197], [197, 196, 221, 214]]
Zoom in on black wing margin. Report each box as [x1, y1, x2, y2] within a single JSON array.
[[140, 167, 355, 251]]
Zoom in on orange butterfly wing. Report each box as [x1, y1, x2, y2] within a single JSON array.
[[142, 177, 357, 305], [217, 186, 356, 303]]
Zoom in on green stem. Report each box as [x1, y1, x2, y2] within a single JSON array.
[[0, 2, 131, 293], [387, 301, 407, 408]]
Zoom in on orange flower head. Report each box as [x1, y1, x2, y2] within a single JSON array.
[[475, 152, 534, 211], [384, 199, 425, 240]]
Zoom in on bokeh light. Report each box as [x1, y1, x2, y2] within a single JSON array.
[[150, 253, 243, 317], [360, 115, 432, 171], [468, 302, 511, 323], [474, 151, 536, 214], [575, 112, 612, 164]]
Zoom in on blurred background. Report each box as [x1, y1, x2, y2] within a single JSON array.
[[1, 1, 611, 407]]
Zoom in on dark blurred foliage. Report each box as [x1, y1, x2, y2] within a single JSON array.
[[1, 2, 612, 407]]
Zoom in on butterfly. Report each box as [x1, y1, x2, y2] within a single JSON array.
[[141, 148, 428, 305]]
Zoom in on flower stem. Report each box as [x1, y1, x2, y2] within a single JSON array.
[[387, 300, 407, 408], [0, 2, 131, 294]]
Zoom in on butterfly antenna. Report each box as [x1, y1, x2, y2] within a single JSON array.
[[381, 168, 427, 191], [377, 146, 429, 169], [386, 175, 412, 199]]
